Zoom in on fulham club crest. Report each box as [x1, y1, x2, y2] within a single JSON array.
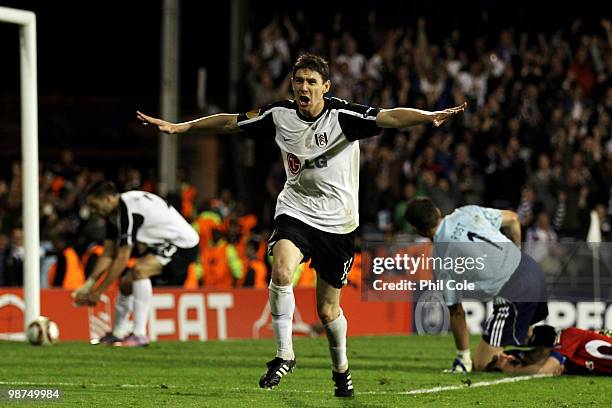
[[314, 132, 328, 148]]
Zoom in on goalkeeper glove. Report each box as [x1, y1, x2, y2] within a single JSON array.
[[444, 349, 472, 373]]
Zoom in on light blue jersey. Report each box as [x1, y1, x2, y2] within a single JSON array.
[[432, 205, 522, 305]]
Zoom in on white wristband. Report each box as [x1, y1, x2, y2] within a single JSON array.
[[457, 349, 471, 361]]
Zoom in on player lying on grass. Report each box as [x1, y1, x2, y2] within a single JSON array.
[[73, 181, 199, 346], [405, 198, 549, 373], [137, 53, 466, 396], [491, 325, 612, 376]]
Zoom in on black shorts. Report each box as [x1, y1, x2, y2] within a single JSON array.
[[150, 244, 199, 286], [268, 214, 355, 289], [482, 253, 549, 347]]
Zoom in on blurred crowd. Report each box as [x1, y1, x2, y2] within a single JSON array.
[[247, 15, 612, 246], [1, 13, 611, 289]]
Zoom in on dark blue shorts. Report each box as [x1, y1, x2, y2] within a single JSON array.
[[482, 253, 549, 347]]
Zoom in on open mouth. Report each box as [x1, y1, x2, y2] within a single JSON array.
[[298, 95, 310, 106]]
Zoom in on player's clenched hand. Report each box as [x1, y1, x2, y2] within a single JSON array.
[[73, 291, 100, 307], [71, 285, 90, 300], [71, 277, 98, 306], [550, 361, 565, 375], [432, 102, 467, 127], [73, 294, 95, 307], [137, 111, 183, 134], [85, 291, 101, 306], [74, 298, 94, 307]]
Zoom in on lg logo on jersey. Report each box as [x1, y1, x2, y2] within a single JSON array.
[[287, 153, 301, 174], [287, 153, 328, 174]]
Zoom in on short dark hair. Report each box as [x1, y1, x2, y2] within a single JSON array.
[[292, 54, 330, 82], [405, 197, 438, 233], [528, 325, 557, 348], [85, 180, 118, 199]]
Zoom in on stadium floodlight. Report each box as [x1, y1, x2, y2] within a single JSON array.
[[0, 6, 40, 331]]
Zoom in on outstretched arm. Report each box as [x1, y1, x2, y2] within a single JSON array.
[[137, 111, 241, 135], [376, 102, 466, 129], [496, 353, 564, 375]]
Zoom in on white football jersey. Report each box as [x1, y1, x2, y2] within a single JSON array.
[[237, 97, 381, 233], [106, 191, 199, 250]]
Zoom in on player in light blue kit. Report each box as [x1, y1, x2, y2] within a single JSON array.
[[405, 197, 548, 372]]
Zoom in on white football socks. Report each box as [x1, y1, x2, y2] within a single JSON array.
[[324, 308, 348, 373], [112, 293, 134, 338], [132, 279, 152, 337], [269, 281, 295, 360]]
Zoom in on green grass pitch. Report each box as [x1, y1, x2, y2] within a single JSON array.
[[0, 335, 609, 407]]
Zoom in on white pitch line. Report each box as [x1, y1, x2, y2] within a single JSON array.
[[399, 374, 552, 395], [0, 381, 154, 388], [0, 374, 552, 395]]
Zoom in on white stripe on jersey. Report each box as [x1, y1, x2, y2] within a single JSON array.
[[236, 107, 278, 126], [337, 108, 378, 121], [125, 204, 134, 246]]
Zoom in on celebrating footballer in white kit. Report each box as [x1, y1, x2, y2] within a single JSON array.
[[137, 53, 466, 396]]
